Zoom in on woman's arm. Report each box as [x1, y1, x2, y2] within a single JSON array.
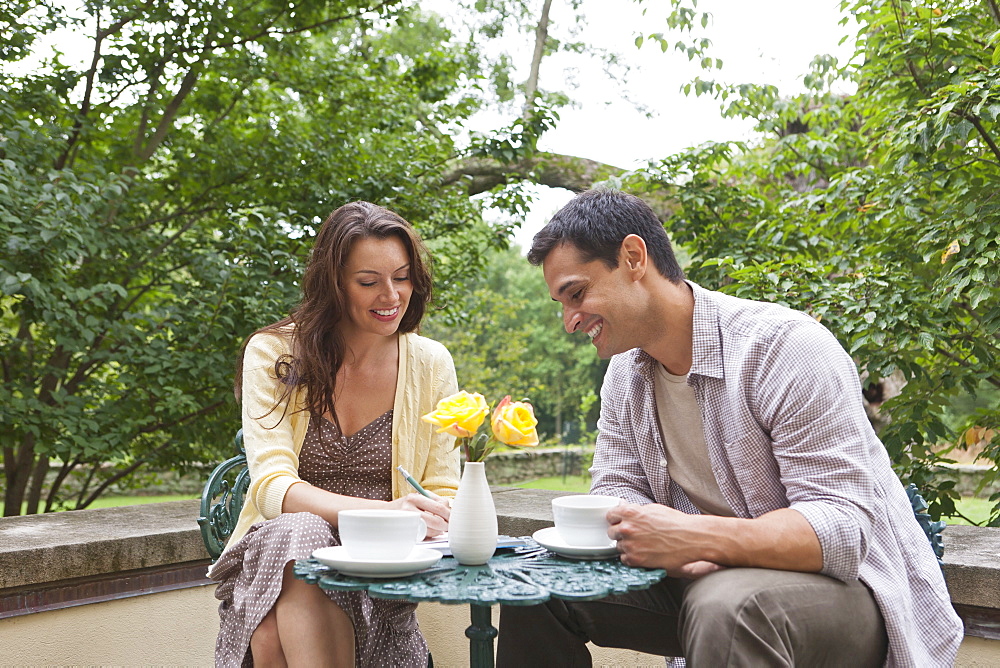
[[241, 331, 304, 520], [281, 482, 451, 536]]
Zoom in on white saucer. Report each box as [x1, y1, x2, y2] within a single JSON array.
[[312, 546, 442, 578], [532, 526, 619, 560]]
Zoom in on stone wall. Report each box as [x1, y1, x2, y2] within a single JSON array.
[[935, 464, 1000, 498], [485, 446, 590, 484]]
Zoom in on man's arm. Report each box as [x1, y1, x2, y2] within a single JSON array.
[[756, 320, 878, 581], [609, 319, 874, 580], [608, 504, 822, 577]]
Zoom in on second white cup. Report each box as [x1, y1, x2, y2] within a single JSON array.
[[339, 509, 427, 561], [551, 494, 621, 547]]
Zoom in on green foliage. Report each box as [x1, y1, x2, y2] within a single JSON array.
[[0, 0, 505, 514], [423, 245, 607, 443], [627, 0, 1000, 525]]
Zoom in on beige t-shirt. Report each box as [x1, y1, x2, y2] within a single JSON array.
[[653, 363, 735, 517]]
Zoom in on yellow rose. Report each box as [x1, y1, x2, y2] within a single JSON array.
[[490, 395, 539, 447], [422, 390, 489, 438]]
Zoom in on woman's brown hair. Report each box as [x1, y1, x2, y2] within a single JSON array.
[[234, 201, 433, 426]]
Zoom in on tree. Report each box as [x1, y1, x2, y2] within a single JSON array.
[[7, 0, 995, 524], [0, 0, 508, 514], [423, 245, 607, 443], [1, 0, 641, 515], [621, 0, 1000, 524]]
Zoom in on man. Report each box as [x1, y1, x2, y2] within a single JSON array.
[[496, 189, 962, 667]]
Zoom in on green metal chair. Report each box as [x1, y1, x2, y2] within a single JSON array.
[[905, 483, 946, 566], [198, 429, 251, 562]]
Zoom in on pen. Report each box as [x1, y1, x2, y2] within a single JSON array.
[[397, 465, 433, 499]]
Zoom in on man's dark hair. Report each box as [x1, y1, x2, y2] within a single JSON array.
[[526, 189, 684, 282]]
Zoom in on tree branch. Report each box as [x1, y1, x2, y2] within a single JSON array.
[[56, 18, 103, 169], [442, 152, 624, 194], [54, 10, 140, 170], [137, 399, 227, 435], [888, 0, 930, 98], [187, 0, 399, 53], [781, 142, 831, 185], [25, 455, 50, 514], [135, 59, 165, 158], [986, 0, 1000, 26], [76, 399, 227, 508], [206, 90, 243, 133], [44, 458, 80, 513], [441, 152, 677, 219], [78, 459, 146, 509], [135, 56, 206, 162], [960, 111, 1000, 163], [522, 0, 553, 121], [934, 345, 1000, 389], [126, 215, 205, 274]]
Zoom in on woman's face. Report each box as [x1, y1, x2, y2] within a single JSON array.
[[339, 235, 414, 341]]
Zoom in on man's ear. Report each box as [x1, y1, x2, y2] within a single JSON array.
[[620, 234, 648, 280]]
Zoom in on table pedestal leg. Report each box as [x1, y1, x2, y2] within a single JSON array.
[[465, 603, 498, 668]]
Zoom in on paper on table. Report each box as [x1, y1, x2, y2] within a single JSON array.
[[421, 533, 530, 556], [421, 532, 450, 547]]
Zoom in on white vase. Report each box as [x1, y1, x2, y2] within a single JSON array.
[[448, 461, 498, 565]]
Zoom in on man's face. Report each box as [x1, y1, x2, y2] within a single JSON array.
[[542, 242, 637, 359]]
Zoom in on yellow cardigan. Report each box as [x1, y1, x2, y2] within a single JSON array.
[[213, 328, 460, 568]]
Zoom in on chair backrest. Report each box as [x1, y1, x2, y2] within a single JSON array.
[[198, 429, 251, 561], [906, 483, 946, 565]]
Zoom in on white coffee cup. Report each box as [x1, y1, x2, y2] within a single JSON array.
[[551, 495, 621, 547], [339, 509, 427, 561]]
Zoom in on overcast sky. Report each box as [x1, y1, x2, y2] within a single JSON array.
[[485, 0, 857, 250]]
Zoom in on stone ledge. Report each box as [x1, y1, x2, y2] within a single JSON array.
[[938, 524, 1000, 610], [0, 500, 208, 590], [0, 488, 997, 635]]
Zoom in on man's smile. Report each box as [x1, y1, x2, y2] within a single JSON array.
[[586, 320, 604, 341]]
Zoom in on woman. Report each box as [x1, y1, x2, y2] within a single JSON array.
[[210, 201, 459, 667]]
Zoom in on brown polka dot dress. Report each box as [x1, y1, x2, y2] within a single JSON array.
[[211, 411, 429, 667]]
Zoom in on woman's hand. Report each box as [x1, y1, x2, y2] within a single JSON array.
[[389, 492, 451, 537]]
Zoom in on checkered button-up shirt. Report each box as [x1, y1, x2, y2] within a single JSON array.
[[591, 281, 962, 667]]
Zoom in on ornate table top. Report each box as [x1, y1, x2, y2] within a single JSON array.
[[293, 539, 665, 607]]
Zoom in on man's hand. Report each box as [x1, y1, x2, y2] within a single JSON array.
[[606, 503, 824, 577], [607, 503, 723, 578]]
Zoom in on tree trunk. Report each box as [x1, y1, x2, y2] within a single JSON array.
[[24, 455, 50, 515], [4, 434, 36, 516]]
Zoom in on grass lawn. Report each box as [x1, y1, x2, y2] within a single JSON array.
[[85, 494, 198, 508], [514, 475, 592, 493], [514, 476, 995, 525], [947, 496, 994, 526]]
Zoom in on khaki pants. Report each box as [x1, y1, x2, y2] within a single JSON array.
[[496, 567, 887, 667]]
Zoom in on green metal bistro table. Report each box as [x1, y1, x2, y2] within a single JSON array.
[[293, 538, 666, 668]]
